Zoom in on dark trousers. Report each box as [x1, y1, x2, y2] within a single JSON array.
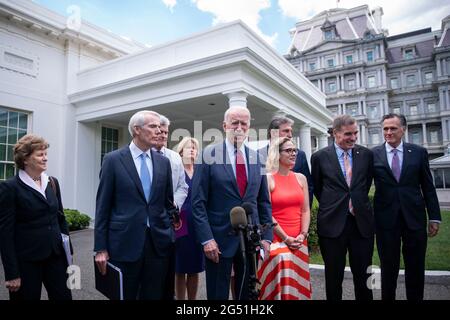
[[319, 214, 374, 301], [9, 252, 72, 300], [109, 228, 171, 300], [163, 242, 176, 300], [376, 212, 427, 301], [205, 250, 250, 300]]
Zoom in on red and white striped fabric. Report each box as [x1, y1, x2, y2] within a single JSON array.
[[257, 241, 312, 300]]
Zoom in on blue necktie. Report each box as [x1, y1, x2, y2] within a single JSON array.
[[140, 153, 151, 202]]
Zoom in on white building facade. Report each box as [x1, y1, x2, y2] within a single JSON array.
[[0, 0, 331, 218]]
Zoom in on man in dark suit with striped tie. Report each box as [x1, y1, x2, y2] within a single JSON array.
[[311, 115, 374, 301], [372, 113, 441, 301]]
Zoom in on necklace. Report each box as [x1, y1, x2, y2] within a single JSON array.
[[32, 176, 41, 182]]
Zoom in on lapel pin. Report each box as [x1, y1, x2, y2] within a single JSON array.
[[408, 150, 412, 153]]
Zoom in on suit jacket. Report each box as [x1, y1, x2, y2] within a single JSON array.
[[192, 142, 273, 258], [311, 144, 374, 238], [258, 145, 314, 206], [0, 176, 69, 281], [94, 146, 176, 262], [372, 142, 441, 230]]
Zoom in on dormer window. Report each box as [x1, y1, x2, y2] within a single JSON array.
[[404, 48, 414, 60], [363, 30, 375, 40], [321, 19, 338, 41], [324, 30, 334, 40]]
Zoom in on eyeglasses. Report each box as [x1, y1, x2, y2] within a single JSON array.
[[280, 148, 297, 155]]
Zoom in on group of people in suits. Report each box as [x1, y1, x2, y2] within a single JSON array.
[[0, 107, 441, 301], [312, 113, 441, 301]]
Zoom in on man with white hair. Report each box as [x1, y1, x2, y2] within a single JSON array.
[[94, 110, 177, 300], [192, 106, 272, 300], [154, 114, 188, 300]]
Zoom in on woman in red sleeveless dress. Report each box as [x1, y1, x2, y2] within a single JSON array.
[[258, 137, 312, 300]]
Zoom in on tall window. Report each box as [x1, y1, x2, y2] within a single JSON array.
[[347, 79, 356, 90], [409, 104, 418, 115], [368, 105, 379, 119], [410, 131, 421, 144], [327, 59, 335, 67], [101, 127, 119, 164], [424, 72, 433, 84], [406, 74, 416, 87], [392, 106, 401, 114], [371, 133, 380, 145], [309, 62, 316, 71], [390, 77, 399, 89], [367, 76, 376, 88], [366, 51, 374, 62], [327, 82, 337, 93], [346, 104, 358, 116], [427, 103, 437, 113], [429, 129, 439, 144], [0, 108, 28, 180], [346, 55, 353, 64]]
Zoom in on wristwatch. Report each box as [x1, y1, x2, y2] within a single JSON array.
[[300, 231, 309, 239]]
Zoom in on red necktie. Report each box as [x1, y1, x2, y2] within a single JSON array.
[[236, 149, 248, 198]]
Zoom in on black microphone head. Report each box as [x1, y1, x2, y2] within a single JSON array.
[[241, 202, 253, 216], [230, 206, 247, 229]]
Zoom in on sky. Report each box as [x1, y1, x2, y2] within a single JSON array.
[[33, 0, 450, 54]]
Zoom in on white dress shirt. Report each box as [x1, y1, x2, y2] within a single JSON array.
[[157, 146, 188, 209], [385, 141, 404, 171], [225, 138, 249, 178], [129, 141, 153, 182]]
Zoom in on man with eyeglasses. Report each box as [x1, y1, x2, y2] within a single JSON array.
[[311, 115, 374, 301], [258, 116, 313, 208], [94, 110, 177, 300]]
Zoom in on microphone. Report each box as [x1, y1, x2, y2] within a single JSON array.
[[230, 206, 247, 260], [241, 202, 253, 225]]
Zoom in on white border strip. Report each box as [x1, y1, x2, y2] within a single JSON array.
[[310, 264, 450, 276]]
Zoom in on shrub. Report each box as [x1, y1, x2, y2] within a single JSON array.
[[64, 209, 91, 231], [308, 197, 319, 251]]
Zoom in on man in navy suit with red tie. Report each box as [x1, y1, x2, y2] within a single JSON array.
[[192, 106, 272, 300], [372, 114, 441, 301]]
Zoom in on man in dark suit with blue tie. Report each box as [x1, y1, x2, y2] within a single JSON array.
[[373, 113, 441, 301], [258, 116, 313, 206], [94, 110, 177, 300], [192, 106, 272, 300]]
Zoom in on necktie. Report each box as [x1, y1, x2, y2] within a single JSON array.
[[343, 151, 354, 215], [391, 149, 401, 182], [140, 153, 151, 202], [235, 149, 248, 198]]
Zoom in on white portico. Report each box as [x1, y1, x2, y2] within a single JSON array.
[[0, 0, 331, 218]]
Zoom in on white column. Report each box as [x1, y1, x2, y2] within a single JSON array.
[[378, 69, 383, 86], [418, 69, 422, 86], [422, 123, 428, 144], [361, 72, 366, 89], [362, 100, 367, 115], [225, 91, 248, 108], [341, 75, 345, 91], [318, 134, 329, 150], [336, 75, 340, 90], [356, 71, 361, 88], [444, 59, 448, 76], [343, 103, 347, 115], [437, 59, 442, 77], [382, 68, 386, 86], [360, 124, 367, 145], [299, 124, 312, 167], [405, 126, 409, 142], [358, 101, 363, 115]]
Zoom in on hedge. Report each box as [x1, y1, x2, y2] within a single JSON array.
[[64, 209, 91, 231]]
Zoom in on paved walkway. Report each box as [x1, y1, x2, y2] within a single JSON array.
[[1, 229, 449, 300]]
